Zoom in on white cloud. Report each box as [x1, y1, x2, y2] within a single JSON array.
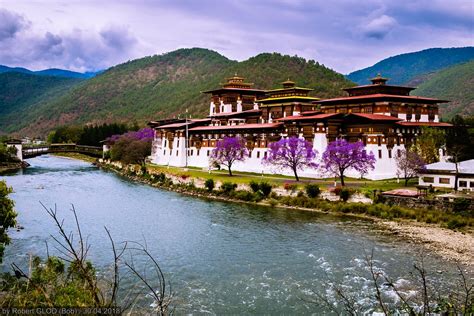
[[361, 15, 398, 39]]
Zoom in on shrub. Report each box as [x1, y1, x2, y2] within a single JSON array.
[[297, 191, 305, 197], [155, 172, 166, 183], [253, 191, 265, 202], [249, 180, 260, 193], [268, 198, 278, 207], [220, 182, 237, 194], [284, 182, 298, 193], [234, 190, 255, 201], [333, 186, 342, 196], [204, 179, 215, 192], [447, 217, 467, 229], [305, 183, 320, 198], [452, 198, 470, 214], [339, 188, 352, 202], [259, 182, 272, 197]]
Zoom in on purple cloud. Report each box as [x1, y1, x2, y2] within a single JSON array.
[[0, 9, 29, 41], [0, 1, 472, 73]]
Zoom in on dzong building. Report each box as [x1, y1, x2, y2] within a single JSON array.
[[149, 74, 450, 180]]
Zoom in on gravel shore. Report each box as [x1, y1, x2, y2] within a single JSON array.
[[380, 221, 474, 268]]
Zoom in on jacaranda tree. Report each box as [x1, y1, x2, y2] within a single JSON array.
[[211, 136, 248, 176], [396, 149, 426, 186], [108, 127, 154, 165], [264, 136, 318, 181], [322, 139, 375, 186]]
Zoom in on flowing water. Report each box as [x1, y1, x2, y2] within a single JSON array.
[[1, 155, 465, 314]]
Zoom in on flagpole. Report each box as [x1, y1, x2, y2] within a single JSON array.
[[185, 108, 189, 168]]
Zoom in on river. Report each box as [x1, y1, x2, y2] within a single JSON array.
[[1, 155, 465, 314]]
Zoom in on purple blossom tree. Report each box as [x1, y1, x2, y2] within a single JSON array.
[[211, 136, 248, 176], [106, 127, 154, 144], [322, 139, 375, 186], [263, 136, 318, 181], [396, 149, 426, 186]]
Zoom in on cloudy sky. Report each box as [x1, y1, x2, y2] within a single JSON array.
[[0, 0, 472, 74]]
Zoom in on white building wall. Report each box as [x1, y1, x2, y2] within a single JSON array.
[[150, 131, 417, 180]]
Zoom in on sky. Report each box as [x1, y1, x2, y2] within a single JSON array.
[[0, 0, 473, 74]]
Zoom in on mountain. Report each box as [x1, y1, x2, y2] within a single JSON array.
[[0, 65, 99, 79], [347, 47, 474, 85], [0, 72, 84, 134], [35, 68, 98, 79], [413, 61, 474, 119], [4, 48, 353, 136], [0, 65, 32, 75]]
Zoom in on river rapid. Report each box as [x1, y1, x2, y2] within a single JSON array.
[[1, 155, 466, 314]]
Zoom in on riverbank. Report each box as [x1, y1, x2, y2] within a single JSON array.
[[92, 159, 474, 267], [0, 161, 29, 174], [50, 152, 98, 163]]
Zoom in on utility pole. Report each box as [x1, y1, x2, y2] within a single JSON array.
[[185, 108, 189, 168]]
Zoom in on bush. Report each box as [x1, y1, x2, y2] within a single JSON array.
[[259, 182, 272, 197], [220, 182, 237, 194], [339, 188, 352, 202], [305, 183, 320, 198], [284, 182, 298, 193], [155, 173, 166, 183], [268, 198, 278, 207], [234, 190, 255, 201], [452, 198, 470, 214], [447, 217, 467, 229], [249, 180, 260, 193], [204, 179, 215, 192]]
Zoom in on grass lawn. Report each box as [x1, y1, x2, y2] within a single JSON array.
[[146, 163, 417, 192]]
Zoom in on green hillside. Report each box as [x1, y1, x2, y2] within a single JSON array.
[[0, 72, 83, 134], [347, 47, 474, 85], [8, 48, 353, 137], [413, 61, 474, 119]]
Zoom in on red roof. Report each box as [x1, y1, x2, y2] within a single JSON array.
[[158, 118, 211, 129], [382, 189, 420, 197], [202, 87, 265, 94], [347, 113, 403, 121], [189, 123, 283, 131], [209, 109, 261, 118], [396, 121, 452, 127], [276, 113, 342, 121], [315, 93, 449, 104]]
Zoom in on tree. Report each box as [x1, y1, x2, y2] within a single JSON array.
[[0, 180, 17, 263], [211, 136, 248, 176], [263, 136, 318, 181], [109, 127, 154, 165], [446, 116, 474, 191], [322, 139, 375, 186], [413, 127, 445, 164], [396, 149, 426, 186]]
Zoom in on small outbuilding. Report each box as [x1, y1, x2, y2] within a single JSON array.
[[418, 159, 474, 191]]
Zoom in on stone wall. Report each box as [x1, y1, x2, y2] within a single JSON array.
[[384, 196, 474, 212]]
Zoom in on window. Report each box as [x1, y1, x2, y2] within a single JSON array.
[[257, 151, 260, 158], [176, 150, 179, 156], [378, 150, 382, 159], [439, 178, 450, 184], [190, 150, 194, 156], [207, 150, 210, 157], [388, 150, 392, 159], [264, 152, 267, 159], [177, 139, 179, 147], [459, 181, 468, 187], [423, 177, 434, 183], [470, 182, 474, 188], [249, 151, 252, 158], [163, 150, 166, 155], [397, 149, 401, 158], [197, 150, 200, 156]]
